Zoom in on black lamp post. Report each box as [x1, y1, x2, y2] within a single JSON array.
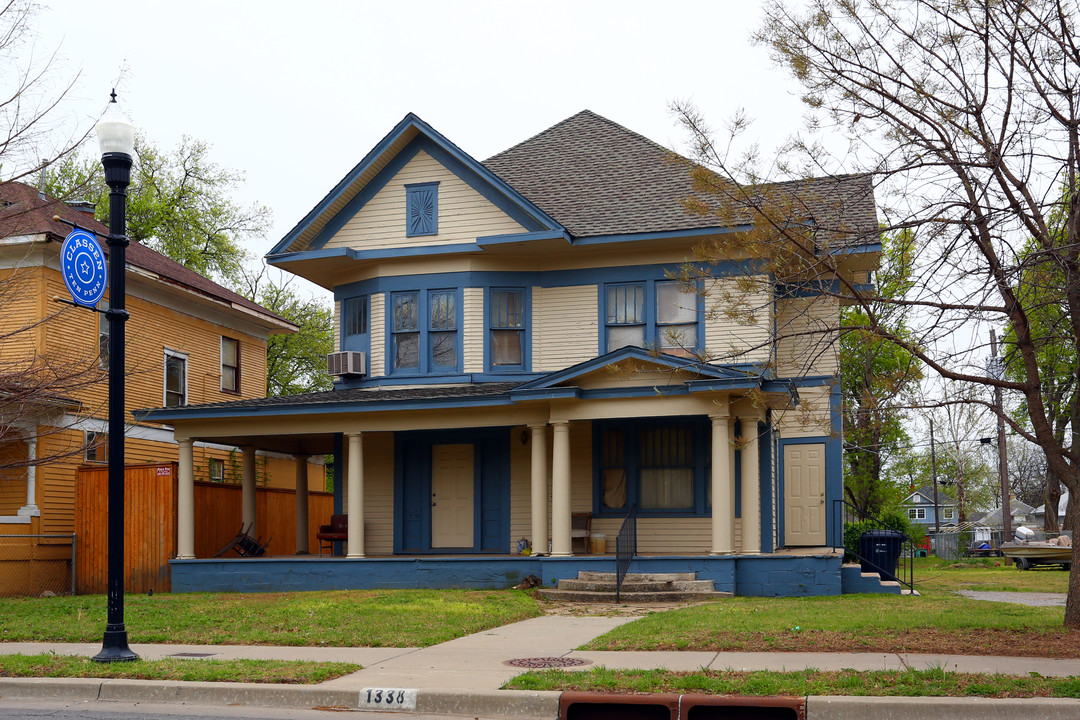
[[92, 91, 138, 663]]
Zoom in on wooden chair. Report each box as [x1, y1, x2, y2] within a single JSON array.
[[571, 512, 592, 554], [214, 523, 272, 557], [316, 513, 348, 556]]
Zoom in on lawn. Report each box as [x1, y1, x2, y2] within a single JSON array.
[[0, 654, 358, 684], [0, 588, 541, 647], [579, 557, 1075, 657]]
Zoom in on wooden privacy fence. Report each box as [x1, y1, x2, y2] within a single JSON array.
[[76, 463, 333, 594]]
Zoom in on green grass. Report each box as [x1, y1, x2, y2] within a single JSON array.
[[580, 558, 1073, 655], [915, 556, 1070, 594], [0, 589, 541, 647], [0, 654, 359, 683], [505, 667, 1080, 698]]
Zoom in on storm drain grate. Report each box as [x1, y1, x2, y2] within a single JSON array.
[[168, 652, 217, 658], [504, 656, 591, 668]]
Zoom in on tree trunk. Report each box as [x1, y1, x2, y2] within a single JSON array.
[[1045, 465, 1061, 533]]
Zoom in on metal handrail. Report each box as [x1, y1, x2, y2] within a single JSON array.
[[832, 499, 915, 593], [614, 503, 638, 603]]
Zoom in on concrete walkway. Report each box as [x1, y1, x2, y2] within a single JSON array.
[[3, 614, 1080, 719]]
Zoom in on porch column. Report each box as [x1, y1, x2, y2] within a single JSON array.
[[294, 453, 310, 554], [710, 407, 733, 554], [17, 433, 39, 517], [550, 421, 572, 557], [242, 446, 257, 537], [177, 439, 195, 559], [739, 413, 762, 553], [529, 424, 548, 556], [346, 432, 365, 558]]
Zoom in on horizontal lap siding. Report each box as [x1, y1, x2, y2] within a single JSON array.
[[0, 267, 46, 364], [776, 296, 839, 378], [463, 287, 483, 373], [325, 150, 525, 251], [0, 441, 27, 515], [704, 277, 772, 364], [362, 433, 395, 555], [370, 294, 385, 377], [534, 286, 598, 372], [774, 386, 833, 438]]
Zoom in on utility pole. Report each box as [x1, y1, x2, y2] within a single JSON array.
[[989, 330, 1012, 540], [931, 418, 940, 534]]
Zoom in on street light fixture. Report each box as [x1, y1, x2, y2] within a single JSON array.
[[92, 90, 138, 663]]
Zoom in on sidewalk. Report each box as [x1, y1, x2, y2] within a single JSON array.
[[2, 615, 1080, 719]]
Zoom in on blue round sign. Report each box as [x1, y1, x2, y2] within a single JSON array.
[[61, 229, 108, 307]]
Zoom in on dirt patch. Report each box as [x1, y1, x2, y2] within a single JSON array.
[[538, 597, 721, 617]]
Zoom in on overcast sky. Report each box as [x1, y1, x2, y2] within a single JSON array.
[[28, 0, 807, 265]]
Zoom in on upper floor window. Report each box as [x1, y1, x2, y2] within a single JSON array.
[[164, 349, 188, 407], [221, 337, 239, 393], [405, 182, 439, 237], [488, 288, 526, 370], [391, 289, 459, 374], [943, 507, 954, 520], [342, 295, 369, 352], [98, 301, 110, 367], [605, 280, 699, 357], [908, 507, 926, 520]]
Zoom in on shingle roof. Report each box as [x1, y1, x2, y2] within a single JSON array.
[[0, 182, 290, 326], [483, 110, 878, 246], [141, 382, 522, 416]]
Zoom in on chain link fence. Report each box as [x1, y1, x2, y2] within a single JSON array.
[[0, 534, 76, 597], [929, 528, 1005, 561]]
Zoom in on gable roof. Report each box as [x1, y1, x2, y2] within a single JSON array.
[[903, 485, 956, 505], [482, 109, 879, 245], [270, 113, 565, 256], [0, 182, 293, 329]]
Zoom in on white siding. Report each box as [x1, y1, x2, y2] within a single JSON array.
[[704, 277, 772, 364], [332, 300, 341, 352], [775, 295, 839, 377], [370, 293, 385, 377], [534, 285, 598, 372], [324, 150, 527, 251], [363, 433, 395, 555], [462, 287, 483, 373]]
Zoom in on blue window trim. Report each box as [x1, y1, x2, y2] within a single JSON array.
[[341, 295, 370, 354], [386, 287, 462, 376], [600, 279, 704, 356], [405, 181, 439, 237], [485, 286, 530, 372], [592, 417, 711, 518]]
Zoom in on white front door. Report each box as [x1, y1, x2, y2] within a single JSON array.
[[784, 443, 826, 546], [431, 443, 474, 548]]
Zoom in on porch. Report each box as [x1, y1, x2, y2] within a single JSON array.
[[169, 551, 844, 597]]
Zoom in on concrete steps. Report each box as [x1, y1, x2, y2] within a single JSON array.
[[538, 571, 731, 604], [840, 563, 904, 595]]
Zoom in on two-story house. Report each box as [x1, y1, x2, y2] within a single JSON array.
[[901, 485, 958, 528], [0, 181, 303, 595], [143, 111, 880, 596]]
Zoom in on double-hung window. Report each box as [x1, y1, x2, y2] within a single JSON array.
[[164, 350, 188, 407], [85, 431, 107, 463], [488, 288, 526, 370], [596, 418, 707, 516], [342, 296, 369, 352], [908, 507, 926, 520], [391, 289, 459, 374], [605, 280, 699, 356], [220, 337, 239, 393]]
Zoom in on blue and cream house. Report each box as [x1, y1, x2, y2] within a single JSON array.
[[143, 111, 880, 595]]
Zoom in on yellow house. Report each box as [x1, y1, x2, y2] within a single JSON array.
[[142, 112, 882, 596], [0, 181, 301, 595]]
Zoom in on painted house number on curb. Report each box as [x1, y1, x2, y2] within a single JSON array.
[[358, 688, 417, 711]]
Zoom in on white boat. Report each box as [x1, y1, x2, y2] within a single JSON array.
[[1001, 528, 1073, 570]]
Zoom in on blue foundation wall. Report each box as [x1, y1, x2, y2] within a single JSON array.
[[170, 554, 841, 597]]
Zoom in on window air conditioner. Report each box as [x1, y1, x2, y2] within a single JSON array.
[[326, 351, 366, 377]]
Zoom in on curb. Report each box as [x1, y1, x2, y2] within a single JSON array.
[[419, 689, 560, 718], [807, 695, 1080, 720]]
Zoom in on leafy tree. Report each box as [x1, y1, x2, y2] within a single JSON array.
[[840, 230, 922, 519], [675, 1, 1080, 627], [42, 134, 266, 281], [240, 268, 334, 396]]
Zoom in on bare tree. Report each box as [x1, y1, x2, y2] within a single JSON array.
[[675, 0, 1080, 627]]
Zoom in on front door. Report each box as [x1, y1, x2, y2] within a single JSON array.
[[783, 443, 826, 546], [430, 443, 474, 548]]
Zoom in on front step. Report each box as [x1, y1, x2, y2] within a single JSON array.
[[537, 571, 730, 604], [840, 563, 904, 595]]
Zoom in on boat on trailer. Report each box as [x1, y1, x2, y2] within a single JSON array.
[[1000, 527, 1073, 570]]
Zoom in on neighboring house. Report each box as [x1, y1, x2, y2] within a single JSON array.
[[142, 111, 881, 596], [901, 485, 958, 528], [982, 499, 1037, 531], [0, 182, 301, 595], [1032, 491, 1069, 530]]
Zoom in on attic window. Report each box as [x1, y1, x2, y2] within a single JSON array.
[[405, 182, 438, 237]]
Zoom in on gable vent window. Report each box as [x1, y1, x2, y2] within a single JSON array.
[[405, 182, 439, 237]]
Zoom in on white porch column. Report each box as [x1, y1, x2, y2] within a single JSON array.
[[529, 424, 548, 556], [242, 446, 257, 537], [710, 406, 733, 554], [177, 438, 195, 559], [17, 434, 39, 517], [294, 453, 310, 555], [346, 432, 365, 558], [550, 421, 572, 557], [739, 413, 762, 553]]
